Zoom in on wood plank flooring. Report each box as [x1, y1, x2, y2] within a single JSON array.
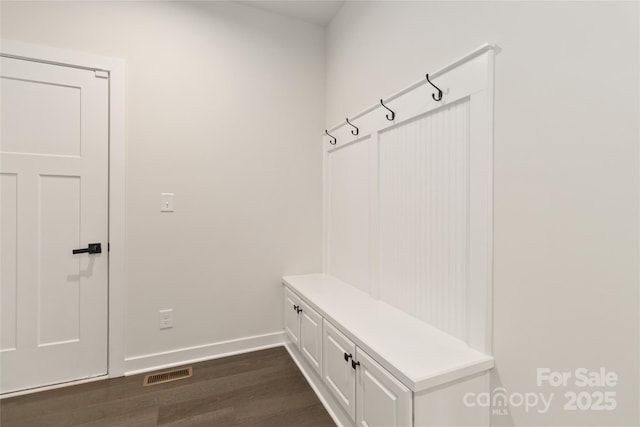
[[0, 346, 336, 427]]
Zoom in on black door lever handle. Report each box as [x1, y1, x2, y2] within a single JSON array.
[[72, 243, 102, 255]]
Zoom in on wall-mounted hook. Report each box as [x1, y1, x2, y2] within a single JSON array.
[[426, 73, 443, 101], [325, 129, 337, 145], [346, 118, 359, 136], [380, 99, 395, 121]]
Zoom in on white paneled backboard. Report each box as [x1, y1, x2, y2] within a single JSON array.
[[322, 45, 495, 353]]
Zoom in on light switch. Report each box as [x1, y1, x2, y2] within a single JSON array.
[[161, 193, 174, 212]]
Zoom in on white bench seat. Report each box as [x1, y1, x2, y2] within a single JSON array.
[[283, 273, 493, 392]]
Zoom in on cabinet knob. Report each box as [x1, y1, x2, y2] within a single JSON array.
[[293, 304, 299, 311], [352, 360, 360, 370], [344, 353, 352, 362], [296, 307, 303, 313]]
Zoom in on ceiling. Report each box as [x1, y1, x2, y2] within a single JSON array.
[[239, 1, 345, 26]]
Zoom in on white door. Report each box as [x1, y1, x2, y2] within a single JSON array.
[[299, 300, 322, 376], [323, 319, 356, 422], [284, 288, 301, 347], [355, 348, 412, 427], [1, 56, 109, 393]]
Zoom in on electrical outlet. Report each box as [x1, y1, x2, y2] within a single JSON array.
[[159, 309, 173, 330]]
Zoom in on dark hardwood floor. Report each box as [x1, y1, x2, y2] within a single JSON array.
[[0, 346, 335, 427]]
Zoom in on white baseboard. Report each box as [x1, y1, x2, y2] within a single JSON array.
[[284, 342, 354, 427], [0, 375, 108, 399], [124, 331, 285, 376]]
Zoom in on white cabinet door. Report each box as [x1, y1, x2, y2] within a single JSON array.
[[323, 319, 357, 422], [299, 300, 322, 376], [284, 288, 301, 347], [356, 348, 412, 427]]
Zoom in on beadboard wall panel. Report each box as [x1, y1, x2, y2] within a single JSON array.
[[327, 138, 370, 293], [378, 100, 470, 341]]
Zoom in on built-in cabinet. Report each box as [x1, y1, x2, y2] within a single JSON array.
[[323, 319, 356, 420], [284, 45, 496, 427], [322, 319, 412, 426], [284, 288, 322, 376], [285, 286, 413, 427], [284, 288, 301, 347], [283, 274, 494, 427], [356, 348, 412, 427]]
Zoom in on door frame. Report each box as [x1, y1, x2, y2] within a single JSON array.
[[1, 39, 126, 382]]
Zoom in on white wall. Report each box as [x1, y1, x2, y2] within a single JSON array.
[[1, 1, 324, 365], [326, 1, 639, 426], [3, 2, 639, 425]]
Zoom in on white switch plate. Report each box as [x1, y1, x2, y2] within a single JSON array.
[[159, 309, 173, 329], [161, 193, 174, 212]]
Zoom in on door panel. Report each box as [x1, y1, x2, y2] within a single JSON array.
[[323, 319, 356, 421], [299, 300, 322, 376], [38, 175, 81, 345], [0, 57, 109, 393], [356, 348, 412, 427], [1, 77, 81, 156]]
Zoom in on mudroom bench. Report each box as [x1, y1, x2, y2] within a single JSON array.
[[282, 274, 494, 427]]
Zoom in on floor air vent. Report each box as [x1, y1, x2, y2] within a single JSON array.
[[143, 366, 192, 386]]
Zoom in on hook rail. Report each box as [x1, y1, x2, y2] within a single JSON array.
[[322, 44, 496, 135]]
